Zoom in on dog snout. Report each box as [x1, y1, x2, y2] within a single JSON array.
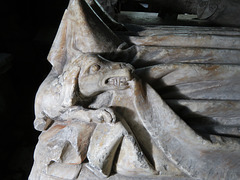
[[109, 62, 135, 74], [110, 63, 122, 70]]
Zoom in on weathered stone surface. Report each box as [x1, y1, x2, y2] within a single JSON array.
[[137, 26, 240, 36], [77, 165, 193, 180], [133, 82, 240, 178], [136, 63, 240, 100], [125, 34, 240, 49], [30, 0, 240, 179], [166, 100, 240, 121], [131, 46, 240, 67], [166, 100, 240, 136]]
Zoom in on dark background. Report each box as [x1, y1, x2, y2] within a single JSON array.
[[0, 0, 69, 179]]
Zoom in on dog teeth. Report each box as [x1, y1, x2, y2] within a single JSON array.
[[108, 78, 114, 85], [114, 78, 118, 86], [106, 77, 128, 87], [120, 77, 126, 83]]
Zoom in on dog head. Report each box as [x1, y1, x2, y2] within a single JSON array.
[[77, 54, 134, 97], [60, 54, 134, 106]]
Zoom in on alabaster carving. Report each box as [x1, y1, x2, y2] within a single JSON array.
[[30, 0, 240, 179]]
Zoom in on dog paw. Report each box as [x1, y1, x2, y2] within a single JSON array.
[[94, 108, 116, 124]]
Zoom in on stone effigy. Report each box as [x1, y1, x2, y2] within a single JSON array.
[[29, 0, 240, 179]]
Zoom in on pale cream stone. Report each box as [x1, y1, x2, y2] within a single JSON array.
[[30, 0, 240, 179]]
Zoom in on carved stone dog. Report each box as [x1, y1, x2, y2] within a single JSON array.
[[30, 54, 155, 179], [33, 54, 131, 130]]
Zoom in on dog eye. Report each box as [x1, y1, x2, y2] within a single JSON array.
[[89, 64, 101, 73]]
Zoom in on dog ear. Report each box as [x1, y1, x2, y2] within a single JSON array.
[[61, 64, 81, 107]]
